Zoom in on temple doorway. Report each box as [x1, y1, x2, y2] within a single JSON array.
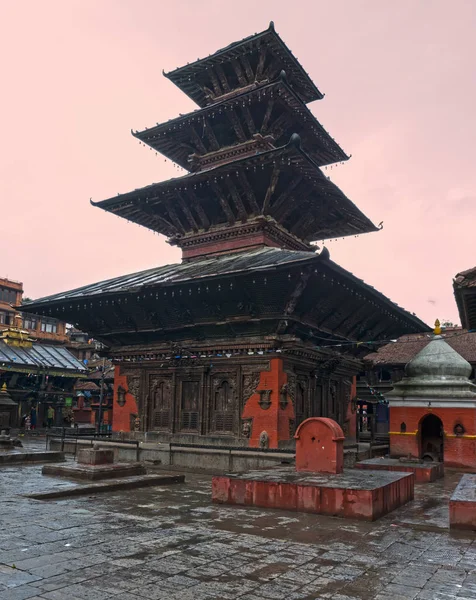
[[420, 414, 443, 462]]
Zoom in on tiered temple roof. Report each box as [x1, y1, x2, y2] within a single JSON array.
[[23, 247, 427, 349], [92, 137, 376, 257], [164, 22, 323, 106], [133, 74, 347, 171], [23, 23, 427, 348]]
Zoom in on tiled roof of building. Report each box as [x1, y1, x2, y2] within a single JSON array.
[[0, 340, 87, 376], [365, 329, 476, 366]]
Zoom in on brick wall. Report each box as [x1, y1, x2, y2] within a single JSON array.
[[112, 365, 138, 432], [390, 405, 476, 469], [241, 358, 295, 449]]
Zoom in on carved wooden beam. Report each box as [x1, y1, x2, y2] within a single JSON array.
[[261, 99, 275, 134], [215, 64, 231, 93], [203, 118, 220, 151], [211, 181, 236, 224], [268, 112, 293, 139], [315, 296, 349, 329], [238, 171, 260, 213], [332, 304, 367, 335], [240, 55, 254, 83], [225, 178, 248, 222], [277, 187, 314, 223], [231, 59, 247, 86], [242, 106, 257, 135], [271, 175, 303, 214], [227, 108, 247, 142], [176, 193, 199, 231], [134, 201, 176, 233], [256, 47, 267, 80], [262, 167, 281, 214], [184, 189, 210, 229], [208, 70, 223, 96], [198, 84, 216, 103], [284, 270, 311, 316], [164, 201, 187, 234], [264, 59, 281, 80], [189, 124, 208, 154], [345, 312, 374, 339], [291, 212, 312, 235]]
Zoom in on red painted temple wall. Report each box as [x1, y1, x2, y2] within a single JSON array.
[[112, 366, 138, 432], [241, 358, 294, 449], [390, 406, 476, 469]]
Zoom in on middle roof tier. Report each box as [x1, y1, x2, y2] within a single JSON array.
[[133, 76, 348, 171], [92, 137, 377, 244]]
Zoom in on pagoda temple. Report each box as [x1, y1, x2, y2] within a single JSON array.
[[23, 23, 427, 448]]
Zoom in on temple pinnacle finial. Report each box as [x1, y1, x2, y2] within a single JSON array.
[[1, 383, 7, 391], [434, 319, 442, 335]]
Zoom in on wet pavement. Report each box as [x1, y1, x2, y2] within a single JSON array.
[[1, 441, 476, 599]]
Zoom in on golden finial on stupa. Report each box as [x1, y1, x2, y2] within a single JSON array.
[[1, 383, 7, 392], [434, 319, 442, 335]]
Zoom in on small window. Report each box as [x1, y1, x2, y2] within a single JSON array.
[[40, 320, 57, 333], [400, 422, 406, 433], [23, 316, 37, 330]]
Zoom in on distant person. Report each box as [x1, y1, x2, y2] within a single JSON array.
[[47, 406, 54, 428], [25, 415, 31, 431]]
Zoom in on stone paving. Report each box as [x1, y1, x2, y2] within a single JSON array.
[[1, 443, 476, 599]]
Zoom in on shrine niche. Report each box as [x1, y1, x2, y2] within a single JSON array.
[[149, 376, 172, 431], [116, 386, 126, 407]]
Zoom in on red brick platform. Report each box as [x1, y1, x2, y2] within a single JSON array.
[[212, 467, 414, 521], [449, 474, 476, 530], [356, 457, 444, 483]]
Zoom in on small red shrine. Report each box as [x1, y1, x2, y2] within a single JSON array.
[[294, 417, 344, 474], [388, 321, 476, 469]]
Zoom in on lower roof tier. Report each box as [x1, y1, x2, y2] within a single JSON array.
[[22, 247, 428, 348], [92, 137, 377, 246]]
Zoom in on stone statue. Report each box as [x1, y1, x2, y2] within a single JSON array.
[[259, 430, 269, 449]]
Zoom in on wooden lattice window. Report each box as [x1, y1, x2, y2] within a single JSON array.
[[180, 380, 200, 432], [151, 380, 171, 431], [212, 380, 235, 433]]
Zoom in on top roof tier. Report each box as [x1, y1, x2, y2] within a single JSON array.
[[164, 22, 323, 107]]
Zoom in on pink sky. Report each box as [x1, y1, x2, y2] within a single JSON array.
[[1, 0, 475, 326]]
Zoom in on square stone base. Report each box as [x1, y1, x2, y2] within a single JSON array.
[[42, 462, 146, 481], [356, 458, 444, 483], [212, 467, 414, 521], [450, 474, 476, 530]]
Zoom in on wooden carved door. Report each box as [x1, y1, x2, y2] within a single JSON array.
[[211, 374, 236, 434], [150, 377, 172, 431], [180, 379, 200, 432]]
